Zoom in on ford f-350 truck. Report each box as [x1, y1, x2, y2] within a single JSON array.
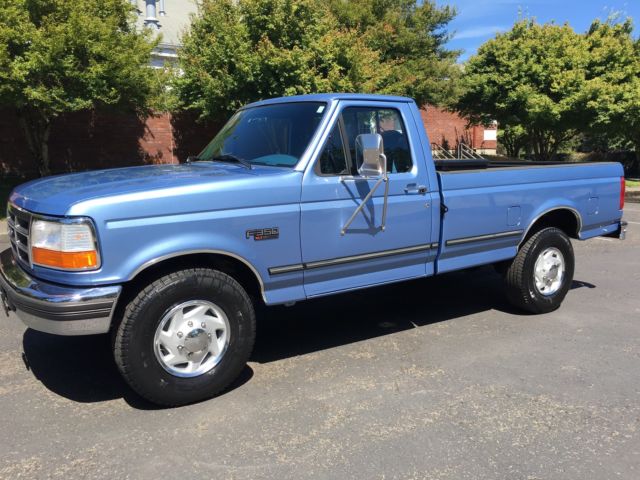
[[0, 94, 627, 406]]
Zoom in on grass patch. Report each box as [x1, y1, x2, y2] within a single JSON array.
[[0, 177, 29, 221], [626, 179, 640, 188]]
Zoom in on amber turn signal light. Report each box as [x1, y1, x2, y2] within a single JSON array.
[[32, 247, 98, 270]]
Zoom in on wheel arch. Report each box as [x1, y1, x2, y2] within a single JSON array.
[[520, 207, 582, 247], [113, 251, 266, 327]]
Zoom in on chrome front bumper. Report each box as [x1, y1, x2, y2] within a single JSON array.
[[0, 248, 121, 336]]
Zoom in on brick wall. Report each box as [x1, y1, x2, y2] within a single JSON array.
[[0, 105, 494, 177], [0, 109, 223, 177], [420, 105, 497, 153]]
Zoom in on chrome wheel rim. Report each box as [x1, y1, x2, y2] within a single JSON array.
[[153, 300, 230, 378], [534, 247, 565, 296]]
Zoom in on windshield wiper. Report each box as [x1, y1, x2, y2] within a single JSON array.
[[251, 162, 294, 168], [186, 154, 252, 169], [209, 154, 252, 170]]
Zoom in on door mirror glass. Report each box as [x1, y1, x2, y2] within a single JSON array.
[[355, 133, 386, 178]]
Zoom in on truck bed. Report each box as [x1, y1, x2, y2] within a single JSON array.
[[435, 161, 624, 274]]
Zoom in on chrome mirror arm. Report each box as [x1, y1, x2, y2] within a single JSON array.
[[381, 157, 389, 230], [341, 154, 389, 236]]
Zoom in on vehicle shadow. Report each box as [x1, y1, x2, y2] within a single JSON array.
[[20, 266, 595, 408], [253, 273, 598, 363], [252, 266, 517, 364], [21, 330, 254, 410]]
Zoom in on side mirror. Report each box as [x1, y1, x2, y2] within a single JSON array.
[[355, 133, 387, 178], [341, 133, 390, 235]]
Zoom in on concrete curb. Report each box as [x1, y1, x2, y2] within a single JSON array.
[[626, 185, 640, 204]]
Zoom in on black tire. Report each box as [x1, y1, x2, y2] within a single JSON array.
[[114, 268, 255, 406], [505, 227, 575, 314]]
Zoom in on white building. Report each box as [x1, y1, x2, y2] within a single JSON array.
[[131, 0, 198, 67]]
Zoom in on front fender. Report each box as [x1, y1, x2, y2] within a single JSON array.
[[31, 204, 306, 305]]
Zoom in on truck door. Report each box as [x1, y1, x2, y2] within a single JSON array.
[[299, 101, 435, 297]]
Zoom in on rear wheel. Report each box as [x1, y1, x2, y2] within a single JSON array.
[[114, 268, 255, 406], [505, 227, 575, 314]]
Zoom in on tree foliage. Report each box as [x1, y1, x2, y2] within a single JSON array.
[[325, 0, 460, 106], [457, 17, 640, 165], [498, 124, 528, 158], [0, 0, 158, 176], [583, 18, 640, 169], [174, 0, 459, 121], [456, 20, 589, 161]]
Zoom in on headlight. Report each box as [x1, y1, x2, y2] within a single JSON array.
[[31, 219, 100, 270]]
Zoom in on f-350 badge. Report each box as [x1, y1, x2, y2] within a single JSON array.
[[246, 228, 279, 241]]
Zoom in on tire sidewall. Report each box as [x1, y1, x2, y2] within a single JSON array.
[[120, 270, 254, 405], [522, 228, 575, 312]]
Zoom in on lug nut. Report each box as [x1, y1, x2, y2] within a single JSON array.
[[177, 332, 183, 338], [177, 345, 184, 350], [188, 321, 193, 327], [201, 322, 206, 328]]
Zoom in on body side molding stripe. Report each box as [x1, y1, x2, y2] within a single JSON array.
[[445, 229, 524, 247], [268, 243, 438, 276]]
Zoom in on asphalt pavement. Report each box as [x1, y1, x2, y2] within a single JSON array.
[[0, 208, 639, 479]]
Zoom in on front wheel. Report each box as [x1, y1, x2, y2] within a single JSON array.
[[114, 268, 256, 406], [504, 227, 575, 314]]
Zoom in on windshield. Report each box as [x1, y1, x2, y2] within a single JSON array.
[[198, 102, 327, 168]]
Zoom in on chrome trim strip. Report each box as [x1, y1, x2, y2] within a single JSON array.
[[268, 243, 438, 276], [520, 206, 582, 244], [129, 249, 267, 303], [446, 229, 524, 247]]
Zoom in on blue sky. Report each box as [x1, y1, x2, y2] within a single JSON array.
[[435, 0, 640, 62]]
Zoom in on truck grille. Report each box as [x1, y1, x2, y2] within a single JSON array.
[[7, 205, 32, 267]]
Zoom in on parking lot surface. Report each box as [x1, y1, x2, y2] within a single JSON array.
[[0, 207, 639, 479]]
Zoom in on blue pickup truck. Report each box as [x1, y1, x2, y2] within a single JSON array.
[[1, 94, 627, 406]]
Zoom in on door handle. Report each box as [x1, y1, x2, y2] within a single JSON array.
[[405, 184, 427, 194]]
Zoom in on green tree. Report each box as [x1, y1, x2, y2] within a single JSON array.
[[326, 0, 460, 106], [456, 20, 589, 161], [584, 18, 640, 172], [174, 0, 459, 121], [0, 0, 158, 176], [175, 0, 394, 120], [498, 124, 528, 158]]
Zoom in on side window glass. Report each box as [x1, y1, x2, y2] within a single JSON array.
[[318, 123, 348, 175], [341, 107, 413, 173]]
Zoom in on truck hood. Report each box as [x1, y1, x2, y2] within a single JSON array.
[[10, 162, 286, 216]]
